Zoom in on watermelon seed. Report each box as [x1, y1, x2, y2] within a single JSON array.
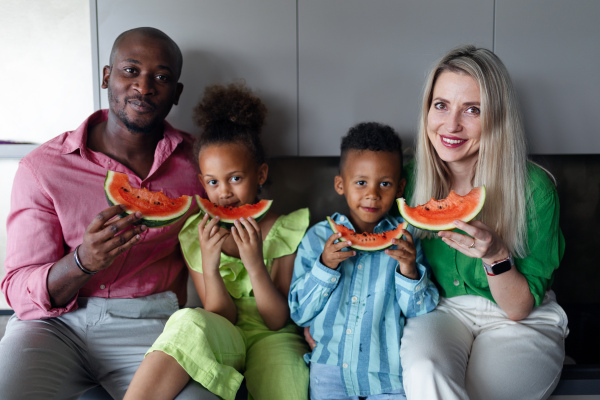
[[425, 207, 430, 211], [122, 187, 129, 192]]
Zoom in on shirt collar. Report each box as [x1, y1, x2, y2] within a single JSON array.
[[60, 109, 184, 156], [329, 212, 402, 233]]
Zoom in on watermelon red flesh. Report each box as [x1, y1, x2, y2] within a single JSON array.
[[195, 195, 273, 227], [326, 216, 407, 251], [397, 186, 486, 231], [104, 171, 192, 228]]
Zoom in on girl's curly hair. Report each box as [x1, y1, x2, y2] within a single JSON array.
[[193, 81, 267, 165]]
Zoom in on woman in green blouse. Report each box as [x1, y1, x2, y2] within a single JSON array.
[[399, 45, 568, 400]]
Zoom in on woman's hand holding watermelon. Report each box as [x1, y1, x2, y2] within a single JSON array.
[[438, 219, 510, 265]]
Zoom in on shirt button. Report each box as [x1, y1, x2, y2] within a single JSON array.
[[415, 285, 421, 291], [357, 264, 363, 270], [352, 296, 358, 303], [340, 216, 346, 222], [343, 363, 348, 368], [417, 300, 422, 305], [346, 329, 352, 334], [453, 279, 460, 286], [323, 292, 329, 297], [100, 284, 106, 290], [331, 277, 337, 283]]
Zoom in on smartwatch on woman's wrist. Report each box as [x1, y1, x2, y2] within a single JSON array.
[[482, 253, 513, 276]]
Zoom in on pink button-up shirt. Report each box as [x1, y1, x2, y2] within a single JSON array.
[[2, 110, 204, 320]]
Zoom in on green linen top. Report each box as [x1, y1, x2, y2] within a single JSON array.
[[178, 208, 310, 299], [403, 161, 565, 307]]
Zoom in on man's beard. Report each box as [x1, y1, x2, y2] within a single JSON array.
[[108, 87, 161, 135]]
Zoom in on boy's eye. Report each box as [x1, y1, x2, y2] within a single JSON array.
[[356, 181, 367, 186], [380, 181, 392, 187]]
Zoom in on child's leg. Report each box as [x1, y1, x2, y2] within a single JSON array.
[[244, 331, 309, 400], [125, 308, 247, 400], [124, 351, 201, 400]]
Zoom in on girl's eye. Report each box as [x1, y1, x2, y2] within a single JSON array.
[[230, 176, 241, 183], [466, 106, 480, 115], [207, 180, 217, 186]]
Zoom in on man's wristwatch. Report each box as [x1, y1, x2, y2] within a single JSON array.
[[482, 253, 513, 276]]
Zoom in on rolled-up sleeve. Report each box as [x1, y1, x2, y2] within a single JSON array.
[[2, 160, 78, 320]]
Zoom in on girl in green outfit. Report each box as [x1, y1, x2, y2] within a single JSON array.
[[125, 82, 310, 400]]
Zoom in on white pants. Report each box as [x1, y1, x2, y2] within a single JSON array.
[[400, 291, 569, 400]]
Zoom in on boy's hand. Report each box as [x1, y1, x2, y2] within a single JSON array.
[[321, 232, 355, 269], [198, 213, 230, 274], [385, 229, 418, 280]]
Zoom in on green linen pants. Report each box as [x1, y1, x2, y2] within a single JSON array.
[[148, 297, 309, 400]]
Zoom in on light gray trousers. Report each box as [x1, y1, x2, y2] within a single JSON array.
[[0, 292, 218, 400]]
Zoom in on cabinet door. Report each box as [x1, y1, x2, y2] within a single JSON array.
[[495, 0, 600, 154], [95, 0, 298, 156], [298, 0, 494, 156]]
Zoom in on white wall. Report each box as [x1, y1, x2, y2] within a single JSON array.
[[0, 0, 94, 309]]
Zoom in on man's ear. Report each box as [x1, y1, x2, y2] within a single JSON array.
[[396, 177, 407, 199], [173, 82, 184, 105], [101, 65, 111, 89], [257, 163, 268, 186], [334, 175, 344, 195]]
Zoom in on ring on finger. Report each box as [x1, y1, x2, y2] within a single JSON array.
[[469, 239, 476, 249]]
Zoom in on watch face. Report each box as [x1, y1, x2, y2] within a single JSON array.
[[491, 260, 512, 275]]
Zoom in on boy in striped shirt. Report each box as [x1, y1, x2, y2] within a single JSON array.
[[289, 122, 439, 399]]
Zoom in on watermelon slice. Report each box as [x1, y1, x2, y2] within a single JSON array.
[[397, 186, 486, 231], [195, 195, 273, 229], [104, 171, 192, 228], [326, 216, 407, 251]]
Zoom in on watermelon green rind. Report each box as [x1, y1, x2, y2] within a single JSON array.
[[397, 186, 486, 231], [326, 216, 407, 251], [195, 195, 273, 229], [104, 171, 192, 228]]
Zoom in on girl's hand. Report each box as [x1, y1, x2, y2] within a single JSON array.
[[304, 326, 316, 350], [321, 232, 355, 269], [385, 230, 418, 280], [439, 220, 510, 264], [231, 217, 264, 273], [198, 213, 230, 274]]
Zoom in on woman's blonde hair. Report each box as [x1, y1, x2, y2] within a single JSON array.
[[412, 45, 529, 257]]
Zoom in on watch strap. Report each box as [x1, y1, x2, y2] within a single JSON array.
[[482, 253, 513, 276]]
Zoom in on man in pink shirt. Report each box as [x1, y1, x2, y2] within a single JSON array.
[[0, 27, 217, 399]]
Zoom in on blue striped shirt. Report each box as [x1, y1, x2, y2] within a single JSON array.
[[289, 213, 439, 397]]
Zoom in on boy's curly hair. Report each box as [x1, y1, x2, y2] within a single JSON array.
[[340, 122, 403, 170], [193, 81, 268, 165]]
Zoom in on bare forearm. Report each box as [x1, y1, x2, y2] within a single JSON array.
[[488, 266, 534, 321], [248, 267, 290, 330], [47, 252, 93, 308], [201, 270, 237, 324]]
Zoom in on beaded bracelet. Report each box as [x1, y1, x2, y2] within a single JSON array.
[[74, 245, 97, 275]]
